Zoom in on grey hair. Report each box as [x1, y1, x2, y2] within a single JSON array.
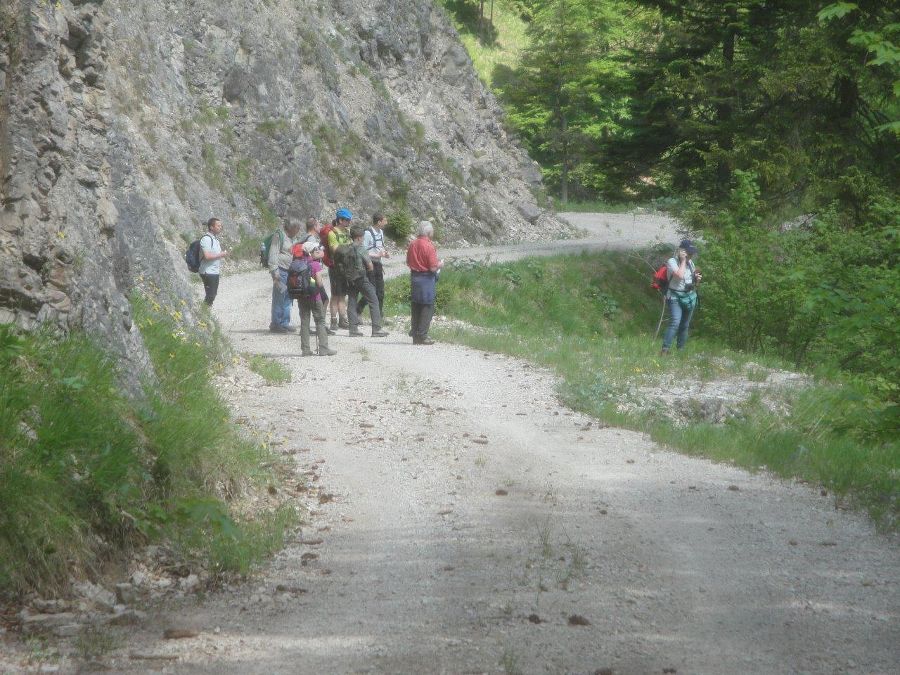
[[417, 220, 434, 237]]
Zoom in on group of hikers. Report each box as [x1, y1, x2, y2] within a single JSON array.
[[195, 212, 700, 356], [196, 209, 443, 356]]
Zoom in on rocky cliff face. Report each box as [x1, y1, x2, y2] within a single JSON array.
[[0, 0, 570, 364]]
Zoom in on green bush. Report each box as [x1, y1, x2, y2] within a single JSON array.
[[0, 293, 294, 597], [695, 171, 900, 393], [387, 209, 414, 242]]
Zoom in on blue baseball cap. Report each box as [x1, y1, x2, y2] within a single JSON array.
[[679, 239, 698, 255]]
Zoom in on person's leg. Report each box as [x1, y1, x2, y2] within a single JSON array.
[[200, 273, 219, 306], [327, 268, 339, 329], [271, 269, 293, 329], [411, 302, 422, 342], [373, 263, 385, 316], [360, 278, 383, 333], [661, 297, 682, 352], [299, 300, 312, 354], [357, 269, 372, 315], [311, 298, 333, 352], [347, 280, 361, 334], [676, 304, 695, 349], [419, 302, 435, 340]]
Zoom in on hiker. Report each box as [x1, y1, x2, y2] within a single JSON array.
[[300, 217, 321, 245], [326, 209, 353, 332], [344, 225, 389, 338], [661, 239, 702, 355], [268, 219, 302, 333], [296, 241, 336, 356], [357, 212, 390, 317], [406, 220, 443, 345], [198, 217, 228, 306]]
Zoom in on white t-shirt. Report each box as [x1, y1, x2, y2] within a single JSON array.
[[199, 233, 222, 275], [666, 257, 694, 293]]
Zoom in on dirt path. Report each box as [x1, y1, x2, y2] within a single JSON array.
[[94, 215, 900, 672]]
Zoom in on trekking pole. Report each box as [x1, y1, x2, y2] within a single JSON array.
[[653, 295, 666, 341]]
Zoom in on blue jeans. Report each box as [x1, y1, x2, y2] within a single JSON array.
[[663, 296, 695, 350], [270, 269, 292, 328]]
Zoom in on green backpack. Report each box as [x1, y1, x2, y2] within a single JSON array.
[[333, 243, 361, 281], [259, 230, 284, 268]]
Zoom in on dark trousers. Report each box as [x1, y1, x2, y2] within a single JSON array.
[[357, 262, 384, 316], [199, 273, 219, 306], [411, 302, 434, 340], [348, 277, 382, 333], [298, 296, 329, 353]]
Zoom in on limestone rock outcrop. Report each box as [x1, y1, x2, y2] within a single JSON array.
[[1, 0, 569, 365]]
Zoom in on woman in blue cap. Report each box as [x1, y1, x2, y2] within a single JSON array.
[[661, 239, 702, 355]]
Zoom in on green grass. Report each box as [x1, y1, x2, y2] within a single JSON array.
[[437, 0, 529, 89], [0, 292, 296, 598], [383, 252, 899, 528], [247, 354, 291, 384]]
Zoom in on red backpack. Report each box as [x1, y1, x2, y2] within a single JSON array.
[[319, 223, 334, 267], [651, 265, 670, 293]]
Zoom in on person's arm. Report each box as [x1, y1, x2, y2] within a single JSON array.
[[427, 242, 442, 273], [201, 235, 228, 261], [671, 249, 689, 279], [363, 230, 380, 260]]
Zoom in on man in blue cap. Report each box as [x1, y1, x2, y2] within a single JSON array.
[[326, 208, 353, 331], [661, 239, 702, 355]]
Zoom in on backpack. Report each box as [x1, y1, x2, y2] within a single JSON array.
[[651, 260, 695, 294], [286, 255, 317, 299], [333, 243, 360, 282], [650, 264, 670, 294], [184, 234, 210, 273], [319, 223, 334, 267], [259, 230, 284, 268]]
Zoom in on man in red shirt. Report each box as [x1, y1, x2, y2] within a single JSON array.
[[405, 221, 443, 345]]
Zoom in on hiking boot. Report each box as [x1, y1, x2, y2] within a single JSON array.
[[317, 347, 337, 356], [348, 330, 364, 337], [338, 317, 350, 329], [325, 326, 337, 336], [269, 325, 289, 334], [660, 347, 670, 356], [418, 337, 435, 345], [300, 350, 315, 357], [372, 330, 389, 337], [285, 324, 297, 333], [330, 317, 338, 331]]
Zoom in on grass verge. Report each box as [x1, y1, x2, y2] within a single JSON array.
[[383, 252, 898, 528], [0, 290, 296, 598], [247, 354, 292, 385]]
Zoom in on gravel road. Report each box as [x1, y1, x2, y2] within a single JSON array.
[[105, 213, 899, 673]]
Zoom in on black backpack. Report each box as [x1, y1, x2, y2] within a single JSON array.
[[287, 256, 317, 298], [333, 243, 361, 281], [184, 235, 209, 273]]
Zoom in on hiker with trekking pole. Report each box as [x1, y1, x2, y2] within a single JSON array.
[[655, 239, 701, 355]]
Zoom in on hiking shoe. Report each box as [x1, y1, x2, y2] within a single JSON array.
[[317, 347, 337, 356], [660, 347, 670, 356], [300, 350, 315, 357], [269, 325, 289, 334], [338, 318, 350, 329], [372, 330, 389, 337], [325, 326, 337, 335], [330, 318, 338, 330], [415, 337, 435, 345], [348, 330, 364, 337]]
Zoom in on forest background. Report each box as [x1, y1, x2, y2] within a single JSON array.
[[442, 0, 899, 437]]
